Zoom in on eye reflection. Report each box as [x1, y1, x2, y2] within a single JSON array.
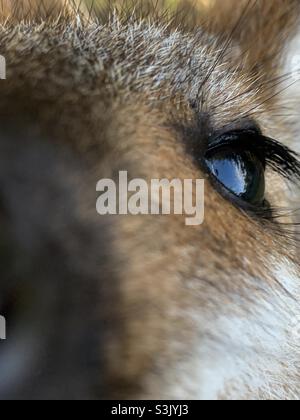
[[205, 149, 266, 205]]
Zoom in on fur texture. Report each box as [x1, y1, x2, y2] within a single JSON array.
[[0, 0, 299, 400]]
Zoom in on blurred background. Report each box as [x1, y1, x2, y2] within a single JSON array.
[[0, 0, 216, 25], [84, 0, 213, 9], [83, 0, 215, 14]]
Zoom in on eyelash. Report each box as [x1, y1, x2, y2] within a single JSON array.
[[207, 129, 300, 183]]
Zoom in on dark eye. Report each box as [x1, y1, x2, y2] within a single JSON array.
[[201, 127, 300, 221], [205, 132, 266, 206]]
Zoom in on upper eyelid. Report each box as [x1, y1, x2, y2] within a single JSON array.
[[206, 129, 262, 153], [208, 119, 262, 143], [205, 129, 300, 183]]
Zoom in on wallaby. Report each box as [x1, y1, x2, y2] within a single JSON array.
[[0, 0, 299, 400]]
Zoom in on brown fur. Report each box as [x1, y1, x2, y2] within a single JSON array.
[[0, 0, 299, 399]]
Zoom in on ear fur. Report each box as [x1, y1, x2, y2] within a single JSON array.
[[202, 0, 300, 72]]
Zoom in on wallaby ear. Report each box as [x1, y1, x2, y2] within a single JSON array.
[[202, 0, 300, 73], [0, 0, 88, 22]]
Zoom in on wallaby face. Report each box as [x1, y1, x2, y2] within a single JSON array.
[[0, 0, 299, 400]]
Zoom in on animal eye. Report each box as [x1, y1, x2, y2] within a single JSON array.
[[204, 128, 300, 211], [205, 147, 266, 206]]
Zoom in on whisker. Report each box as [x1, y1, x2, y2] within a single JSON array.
[[230, 78, 300, 124], [198, 0, 257, 102], [212, 70, 299, 112]]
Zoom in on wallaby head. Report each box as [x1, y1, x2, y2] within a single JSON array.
[[0, 0, 299, 400]]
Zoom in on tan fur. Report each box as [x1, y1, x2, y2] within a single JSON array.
[[0, 0, 299, 400]]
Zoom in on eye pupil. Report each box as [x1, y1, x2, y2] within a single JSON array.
[[205, 148, 266, 205]]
